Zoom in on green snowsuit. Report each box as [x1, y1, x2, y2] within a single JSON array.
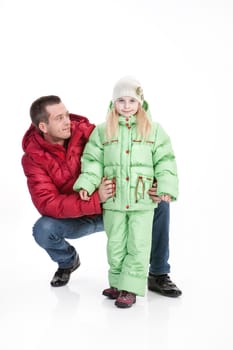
[[73, 104, 178, 296]]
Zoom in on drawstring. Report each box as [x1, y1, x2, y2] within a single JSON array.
[[135, 176, 145, 202], [112, 177, 116, 202]]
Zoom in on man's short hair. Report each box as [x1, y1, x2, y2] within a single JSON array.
[[30, 95, 61, 127]]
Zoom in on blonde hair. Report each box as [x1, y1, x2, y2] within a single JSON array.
[[105, 104, 152, 141]]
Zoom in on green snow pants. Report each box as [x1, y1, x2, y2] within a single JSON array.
[[103, 209, 154, 296]]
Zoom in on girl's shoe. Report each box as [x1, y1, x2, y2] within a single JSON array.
[[115, 290, 136, 308], [102, 287, 120, 299]]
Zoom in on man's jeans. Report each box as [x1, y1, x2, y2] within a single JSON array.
[[150, 201, 170, 275], [33, 201, 170, 274]]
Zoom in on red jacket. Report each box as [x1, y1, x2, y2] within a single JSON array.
[[21, 113, 102, 218]]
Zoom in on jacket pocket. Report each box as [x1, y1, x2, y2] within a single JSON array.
[[103, 140, 120, 166], [134, 175, 154, 203]]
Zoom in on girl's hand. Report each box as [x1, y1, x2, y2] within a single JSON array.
[[79, 189, 90, 201]]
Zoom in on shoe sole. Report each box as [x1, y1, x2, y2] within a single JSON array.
[[115, 300, 136, 308], [148, 286, 182, 297], [51, 280, 68, 287]]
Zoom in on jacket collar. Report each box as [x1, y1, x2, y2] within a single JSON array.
[[118, 115, 136, 126]]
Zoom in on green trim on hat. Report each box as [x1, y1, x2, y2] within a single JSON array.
[[108, 100, 114, 111], [108, 99, 149, 112], [142, 100, 148, 112]]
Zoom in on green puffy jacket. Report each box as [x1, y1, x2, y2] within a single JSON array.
[[73, 106, 178, 211]]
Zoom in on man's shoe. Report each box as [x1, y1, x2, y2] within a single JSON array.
[[148, 274, 182, 297], [102, 287, 120, 299], [50, 254, 81, 287], [115, 291, 136, 308]]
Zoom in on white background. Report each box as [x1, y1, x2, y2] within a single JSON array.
[[0, 0, 233, 349]]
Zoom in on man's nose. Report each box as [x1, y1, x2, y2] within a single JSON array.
[[65, 115, 70, 122]]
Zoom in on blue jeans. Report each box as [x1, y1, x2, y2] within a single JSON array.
[[150, 201, 170, 275], [33, 202, 170, 274]]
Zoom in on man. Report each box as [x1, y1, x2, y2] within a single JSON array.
[[21, 95, 181, 297]]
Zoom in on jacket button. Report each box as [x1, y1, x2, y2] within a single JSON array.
[[126, 150, 129, 154], [126, 205, 129, 209], [126, 177, 129, 181], [125, 118, 129, 121]]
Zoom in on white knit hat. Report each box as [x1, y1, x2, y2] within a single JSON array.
[[112, 76, 144, 104]]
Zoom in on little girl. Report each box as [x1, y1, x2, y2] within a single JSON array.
[[73, 76, 178, 308]]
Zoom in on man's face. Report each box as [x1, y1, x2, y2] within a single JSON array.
[[39, 103, 71, 145], [115, 96, 140, 117]]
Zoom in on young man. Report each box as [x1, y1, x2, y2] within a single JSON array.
[[21, 95, 181, 297]]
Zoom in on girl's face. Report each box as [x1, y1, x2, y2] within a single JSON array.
[[115, 96, 140, 117]]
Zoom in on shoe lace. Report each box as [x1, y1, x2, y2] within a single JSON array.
[[120, 291, 135, 300], [56, 267, 70, 276], [157, 274, 175, 287]]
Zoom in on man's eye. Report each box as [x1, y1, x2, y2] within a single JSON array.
[[55, 115, 63, 121]]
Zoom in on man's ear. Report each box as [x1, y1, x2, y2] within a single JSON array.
[[38, 122, 48, 134]]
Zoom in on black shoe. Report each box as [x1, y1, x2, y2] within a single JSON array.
[[50, 254, 81, 287], [148, 274, 182, 297]]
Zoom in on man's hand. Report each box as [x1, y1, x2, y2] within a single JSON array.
[[160, 194, 171, 202], [148, 181, 161, 203], [148, 181, 172, 203], [98, 177, 115, 203]]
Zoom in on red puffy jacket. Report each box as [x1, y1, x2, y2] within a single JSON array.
[[21, 113, 102, 218]]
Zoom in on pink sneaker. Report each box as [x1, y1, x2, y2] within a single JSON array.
[[102, 287, 120, 299], [115, 290, 136, 308]]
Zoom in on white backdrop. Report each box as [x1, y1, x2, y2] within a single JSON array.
[[1, 0, 232, 268], [0, 0, 233, 348]]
